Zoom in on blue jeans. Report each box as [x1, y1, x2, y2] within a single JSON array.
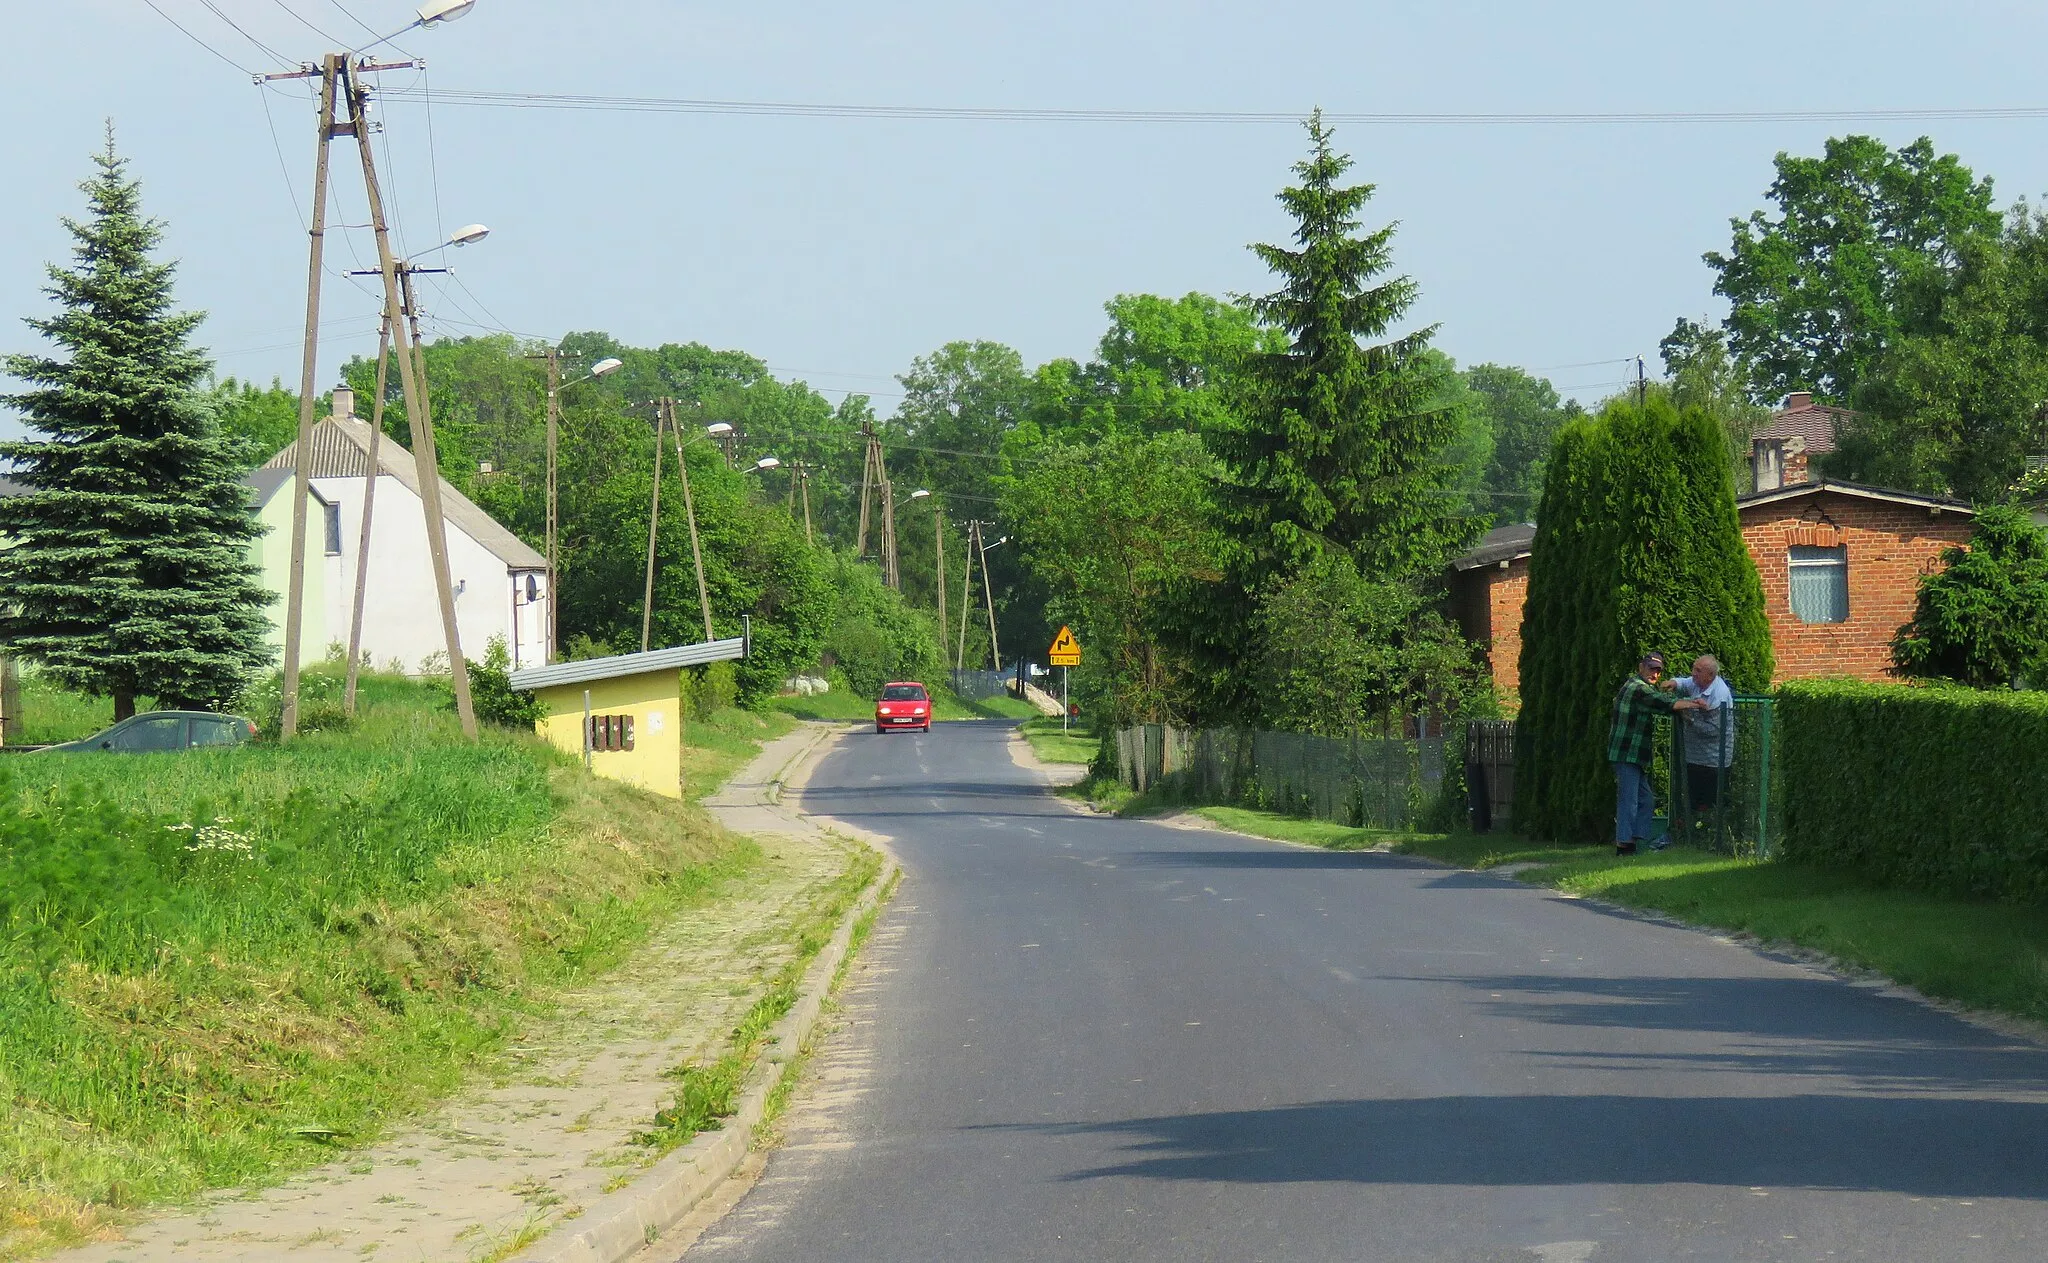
[[1613, 761, 1659, 843]]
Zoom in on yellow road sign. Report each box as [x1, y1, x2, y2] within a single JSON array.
[[1048, 625, 1082, 667]]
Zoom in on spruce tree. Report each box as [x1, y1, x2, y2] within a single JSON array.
[[1514, 396, 1774, 841], [1212, 110, 1471, 587], [0, 132, 273, 719]]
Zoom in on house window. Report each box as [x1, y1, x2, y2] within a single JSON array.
[[525, 573, 540, 603], [323, 501, 342, 556], [1788, 545, 1849, 623]]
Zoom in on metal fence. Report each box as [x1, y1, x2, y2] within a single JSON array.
[[950, 668, 1011, 701], [1114, 723, 1450, 832], [1465, 696, 1781, 856]]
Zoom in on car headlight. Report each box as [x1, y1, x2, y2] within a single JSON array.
[[879, 706, 892, 716]]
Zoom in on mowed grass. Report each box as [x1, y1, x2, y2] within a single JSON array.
[[0, 669, 769, 1260], [1019, 715, 1096, 766], [7, 672, 139, 746], [1394, 834, 2048, 1027], [1188, 805, 1441, 851]]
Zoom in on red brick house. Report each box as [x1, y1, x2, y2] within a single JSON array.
[[1450, 482, 1975, 695], [1749, 391, 1851, 491]]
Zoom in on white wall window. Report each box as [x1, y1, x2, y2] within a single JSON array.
[[323, 500, 343, 556], [1788, 545, 1849, 623]]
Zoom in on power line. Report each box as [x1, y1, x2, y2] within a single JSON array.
[[379, 87, 2048, 128], [138, 0, 254, 75], [265, 0, 345, 47], [194, 0, 292, 64]]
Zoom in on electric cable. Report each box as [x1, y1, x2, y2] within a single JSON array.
[[137, 0, 254, 75], [194, 0, 292, 65]]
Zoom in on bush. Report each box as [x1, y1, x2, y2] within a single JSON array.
[[467, 637, 545, 730], [1515, 397, 1774, 841], [823, 554, 942, 697], [1779, 679, 2048, 901]]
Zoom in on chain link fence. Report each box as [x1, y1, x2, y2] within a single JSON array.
[[1465, 696, 1781, 856], [1114, 722, 1451, 832], [949, 668, 1011, 702]]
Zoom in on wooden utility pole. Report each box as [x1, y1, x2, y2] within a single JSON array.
[[343, 312, 393, 715], [345, 61, 476, 737], [955, 519, 978, 670], [0, 655, 20, 746], [856, 423, 878, 557], [978, 523, 1002, 672], [544, 347, 561, 662], [641, 401, 667, 652], [881, 474, 899, 589], [933, 500, 946, 644], [798, 464, 813, 544], [667, 399, 716, 642], [279, 54, 341, 740]]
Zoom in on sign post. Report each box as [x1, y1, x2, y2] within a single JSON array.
[[1048, 625, 1082, 731]]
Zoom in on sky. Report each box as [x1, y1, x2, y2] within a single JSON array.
[[5, 1, 2048, 441]]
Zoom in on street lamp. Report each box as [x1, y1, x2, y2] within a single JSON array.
[[753, 456, 782, 471], [358, 0, 477, 54]]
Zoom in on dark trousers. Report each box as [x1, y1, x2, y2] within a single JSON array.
[[1686, 763, 1731, 812]]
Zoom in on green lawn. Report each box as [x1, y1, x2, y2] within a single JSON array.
[[1020, 715, 1097, 765], [8, 671, 137, 745], [0, 668, 785, 1260], [1189, 805, 1441, 851]]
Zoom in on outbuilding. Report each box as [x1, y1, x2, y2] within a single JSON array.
[[507, 631, 747, 798]]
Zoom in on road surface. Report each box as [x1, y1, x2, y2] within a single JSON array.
[[667, 720, 2048, 1262]]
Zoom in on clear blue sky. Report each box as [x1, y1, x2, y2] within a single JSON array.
[[5, 1, 2048, 439]]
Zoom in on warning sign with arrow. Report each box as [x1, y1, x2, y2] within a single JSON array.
[[1048, 625, 1082, 667]]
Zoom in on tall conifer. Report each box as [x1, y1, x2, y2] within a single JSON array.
[[1515, 396, 1773, 841], [0, 132, 272, 719], [1213, 110, 1470, 586]]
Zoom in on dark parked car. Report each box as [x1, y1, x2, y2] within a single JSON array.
[[38, 711, 258, 753]]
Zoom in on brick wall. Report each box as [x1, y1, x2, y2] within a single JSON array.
[[1450, 491, 1973, 693], [1452, 561, 1530, 698], [1741, 493, 1972, 682]]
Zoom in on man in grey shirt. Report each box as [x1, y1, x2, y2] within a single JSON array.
[[1673, 654, 1735, 824]]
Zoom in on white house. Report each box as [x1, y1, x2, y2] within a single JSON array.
[[259, 386, 550, 672]]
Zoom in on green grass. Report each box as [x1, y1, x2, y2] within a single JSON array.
[[1395, 834, 2048, 1029], [681, 706, 797, 801], [0, 666, 787, 1260], [1187, 805, 1441, 851], [8, 672, 140, 746], [1019, 715, 1097, 765]]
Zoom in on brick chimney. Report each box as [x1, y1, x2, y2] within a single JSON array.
[[330, 384, 355, 421], [1784, 391, 1813, 411]]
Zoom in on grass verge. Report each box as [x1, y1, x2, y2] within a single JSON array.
[[0, 668, 787, 1261], [634, 846, 885, 1154], [1019, 715, 1096, 767], [1184, 805, 1442, 851], [1393, 834, 2048, 1028]]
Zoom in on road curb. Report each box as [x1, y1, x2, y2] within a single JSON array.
[[511, 729, 897, 1263]]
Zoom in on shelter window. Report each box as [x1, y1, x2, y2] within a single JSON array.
[[1788, 545, 1849, 624], [587, 714, 635, 752]]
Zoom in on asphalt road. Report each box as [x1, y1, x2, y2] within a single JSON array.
[[671, 720, 2048, 1262]]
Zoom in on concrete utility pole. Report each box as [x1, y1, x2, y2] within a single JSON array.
[[278, 54, 341, 740], [933, 499, 946, 642], [641, 401, 667, 652], [343, 313, 393, 715], [344, 61, 477, 737], [978, 524, 1002, 673], [667, 400, 716, 643]]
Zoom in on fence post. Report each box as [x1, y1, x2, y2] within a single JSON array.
[[1757, 702, 1775, 860]]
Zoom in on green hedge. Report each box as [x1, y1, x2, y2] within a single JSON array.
[[1780, 679, 2048, 900]]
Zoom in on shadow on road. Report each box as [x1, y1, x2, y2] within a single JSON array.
[[995, 1093, 2048, 1197], [1119, 848, 1444, 871]]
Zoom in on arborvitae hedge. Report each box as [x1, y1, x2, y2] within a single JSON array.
[[1514, 397, 1774, 841], [1780, 679, 2048, 901]]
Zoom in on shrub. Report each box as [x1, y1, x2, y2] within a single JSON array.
[[1779, 679, 2048, 900], [823, 554, 942, 697], [467, 637, 545, 730], [1515, 397, 1774, 841]]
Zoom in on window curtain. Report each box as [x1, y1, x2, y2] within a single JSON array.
[[1788, 545, 1849, 623]]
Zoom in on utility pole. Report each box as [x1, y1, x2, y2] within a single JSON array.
[[666, 399, 716, 642], [344, 59, 476, 737], [978, 523, 1002, 673], [1636, 355, 1648, 409], [856, 422, 878, 557], [955, 519, 977, 671], [933, 499, 946, 643], [343, 312, 393, 715], [881, 475, 899, 589], [544, 347, 561, 662], [787, 460, 814, 544], [0, 655, 19, 746], [278, 54, 341, 740], [641, 401, 667, 652]]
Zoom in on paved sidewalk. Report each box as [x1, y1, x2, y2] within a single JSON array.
[[70, 724, 856, 1263]]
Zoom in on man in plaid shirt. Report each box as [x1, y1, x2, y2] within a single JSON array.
[[1609, 650, 1706, 855]]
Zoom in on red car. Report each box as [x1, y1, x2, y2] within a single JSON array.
[[875, 681, 932, 734]]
